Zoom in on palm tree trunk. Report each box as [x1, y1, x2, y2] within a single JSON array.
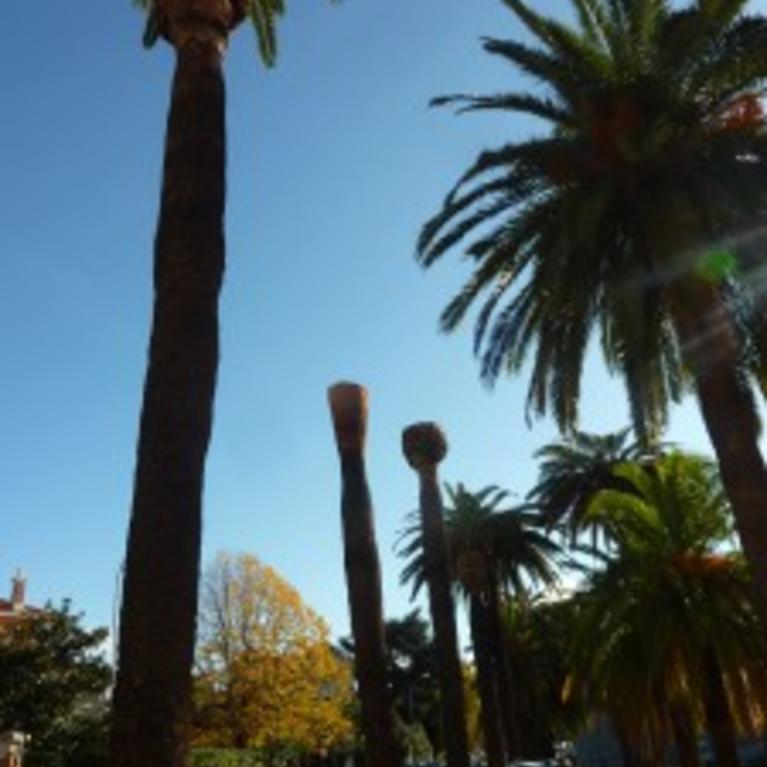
[[486, 578, 520, 759], [614, 719, 639, 767], [329, 384, 402, 767], [110, 25, 227, 767], [701, 646, 739, 767], [669, 701, 700, 767], [403, 423, 471, 767], [672, 282, 767, 618], [469, 595, 506, 767]]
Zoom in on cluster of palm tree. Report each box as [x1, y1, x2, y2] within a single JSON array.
[[108, 0, 767, 765], [566, 452, 767, 767], [408, 1, 767, 757], [397, 432, 767, 767], [419, 0, 767, 615]]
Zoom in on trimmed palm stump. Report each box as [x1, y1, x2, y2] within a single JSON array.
[[402, 423, 470, 767], [329, 383, 401, 767]]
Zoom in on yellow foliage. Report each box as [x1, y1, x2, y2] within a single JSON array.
[[194, 552, 354, 755]]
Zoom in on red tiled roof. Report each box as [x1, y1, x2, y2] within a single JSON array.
[[0, 602, 43, 630]]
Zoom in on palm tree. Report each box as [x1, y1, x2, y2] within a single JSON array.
[[110, 4, 299, 766], [567, 453, 767, 767], [399, 482, 561, 762], [501, 596, 584, 759], [417, 0, 767, 614], [402, 424, 470, 767], [528, 429, 657, 536], [329, 383, 402, 767]]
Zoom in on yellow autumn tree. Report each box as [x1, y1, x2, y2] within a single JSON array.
[[193, 551, 354, 757]]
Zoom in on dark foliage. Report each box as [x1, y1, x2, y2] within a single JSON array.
[[0, 601, 111, 767]]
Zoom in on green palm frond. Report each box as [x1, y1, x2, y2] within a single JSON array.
[[132, 0, 301, 64], [568, 451, 767, 742], [397, 482, 561, 607], [247, 0, 285, 67], [432, 92, 574, 125], [418, 0, 767, 437]]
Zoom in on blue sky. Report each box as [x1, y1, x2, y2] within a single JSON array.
[[0, 0, 750, 645]]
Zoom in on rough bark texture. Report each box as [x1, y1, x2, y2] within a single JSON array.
[[420, 471, 470, 767], [470, 595, 506, 767], [403, 424, 470, 767], [669, 702, 700, 767], [702, 647, 739, 767], [110, 31, 226, 767], [330, 385, 402, 767], [672, 281, 767, 619]]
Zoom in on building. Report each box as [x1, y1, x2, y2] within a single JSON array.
[[0, 572, 39, 767], [0, 573, 38, 631]]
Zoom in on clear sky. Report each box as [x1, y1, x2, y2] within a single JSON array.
[[0, 0, 755, 646]]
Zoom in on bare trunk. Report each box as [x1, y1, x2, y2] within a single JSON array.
[[469, 595, 506, 767], [403, 424, 470, 767], [110, 30, 226, 767], [329, 384, 402, 767], [486, 579, 520, 759], [614, 720, 640, 767], [418, 471, 471, 767], [669, 701, 700, 767], [702, 647, 739, 767]]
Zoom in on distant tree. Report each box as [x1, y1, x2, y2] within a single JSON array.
[[193, 552, 354, 761], [383, 611, 440, 748], [341, 610, 441, 756], [0, 601, 111, 767]]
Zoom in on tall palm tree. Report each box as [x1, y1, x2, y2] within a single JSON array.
[[399, 482, 561, 762], [417, 0, 767, 613], [402, 424, 471, 767], [111, 3, 293, 766], [329, 383, 402, 767], [568, 453, 767, 767]]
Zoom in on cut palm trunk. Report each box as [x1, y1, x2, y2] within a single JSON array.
[[110, 5, 230, 766], [329, 383, 401, 767], [403, 423, 470, 767]]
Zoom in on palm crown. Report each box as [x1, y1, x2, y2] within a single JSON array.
[[568, 453, 767, 748], [134, 0, 285, 64], [418, 0, 767, 440], [398, 483, 560, 600], [527, 428, 657, 534]]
